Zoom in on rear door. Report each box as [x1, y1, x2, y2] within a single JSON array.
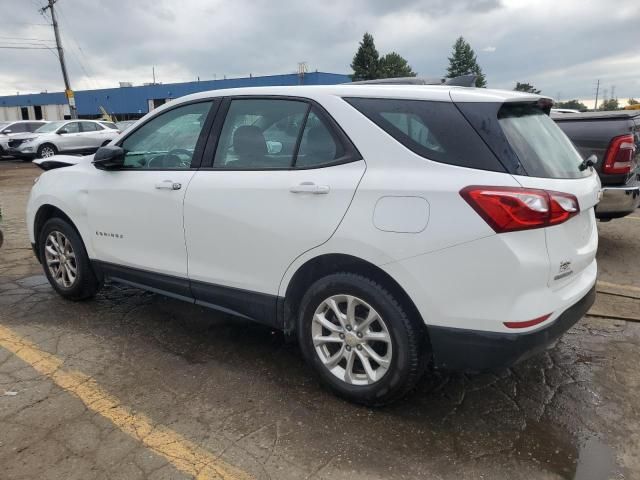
[[183, 97, 365, 321]]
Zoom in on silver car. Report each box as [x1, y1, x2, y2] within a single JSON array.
[[0, 120, 49, 156], [8, 120, 120, 159]]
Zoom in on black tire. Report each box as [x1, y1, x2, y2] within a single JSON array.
[[36, 143, 57, 159], [297, 272, 425, 406], [38, 217, 100, 301]]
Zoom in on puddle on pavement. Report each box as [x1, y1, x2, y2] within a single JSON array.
[[515, 421, 618, 479], [573, 436, 617, 480]]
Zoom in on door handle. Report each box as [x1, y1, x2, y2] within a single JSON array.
[[290, 182, 330, 194], [155, 180, 182, 190]]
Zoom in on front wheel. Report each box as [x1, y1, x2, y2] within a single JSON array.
[[298, 273, 425, 406], [39, 217, 101, 300], [37, 143, 57, 159]]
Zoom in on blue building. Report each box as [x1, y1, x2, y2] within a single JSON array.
[[0, 72, 350, 122]]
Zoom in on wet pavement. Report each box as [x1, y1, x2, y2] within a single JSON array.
[[1, 160, 639, 479]]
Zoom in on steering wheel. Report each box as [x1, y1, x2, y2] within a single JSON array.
[[147, 149, 193, 168]]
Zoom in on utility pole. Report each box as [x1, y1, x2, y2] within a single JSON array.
[[594, 79, 600, 111], [41, 0, 77, 118]]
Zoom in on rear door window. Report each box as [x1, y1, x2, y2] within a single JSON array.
[[344, 97, 505, 172]]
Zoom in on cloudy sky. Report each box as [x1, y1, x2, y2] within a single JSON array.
[[1, 0, 639, 103]]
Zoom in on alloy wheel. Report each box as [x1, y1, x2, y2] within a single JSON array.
[[41, 146, 55, 158], [312, 294, 392, 386], [44, 231, 77, 288]]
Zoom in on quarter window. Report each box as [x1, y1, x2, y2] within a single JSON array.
[[120, 101, 212, 170], [345, 97, 505, 172], [213, 99, 308, 169]]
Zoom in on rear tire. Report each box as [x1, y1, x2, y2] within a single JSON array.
[[38, 217, 100, 301], [37, 143, 57, 159], [297, 272, 425, 406]]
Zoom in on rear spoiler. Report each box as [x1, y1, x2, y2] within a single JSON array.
[[349, 75, 478, 87]]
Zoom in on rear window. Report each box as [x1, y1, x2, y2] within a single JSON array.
[[498, 103, 587, 178], [344, 97, 505, 172], [456, 101, 589, 179]]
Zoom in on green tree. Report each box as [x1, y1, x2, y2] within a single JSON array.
[[628, 98, 639, 106], [554, 99, 588, 111], [599, 98, 620, 111], [514, 82, 540, 94], [379, 52, 416, 79], [446, 36, 486, 87], [351, 33, 380, 81]]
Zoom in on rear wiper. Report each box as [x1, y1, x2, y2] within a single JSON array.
[[579, 154, 597, 171]]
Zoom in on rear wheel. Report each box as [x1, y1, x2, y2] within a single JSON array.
[[298, 272, 425, 406], [37, 143, 57, 159], [39, 217, 100, 300]]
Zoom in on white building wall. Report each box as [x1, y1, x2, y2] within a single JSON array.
[[0, 103, 70, 121]]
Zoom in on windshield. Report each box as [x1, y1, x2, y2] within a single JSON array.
[[498, 103, 586, 178], [35, 121, 67, 133]]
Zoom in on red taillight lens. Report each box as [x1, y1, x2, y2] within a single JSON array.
[[602, 134, 636, 175], [460, 186, 580, 233]]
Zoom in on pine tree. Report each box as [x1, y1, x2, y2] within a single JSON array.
[[379, 52, 416, 79], [446, 37, 486, 88], [514, 82, 541, 94], [351, 33, 380, 81]]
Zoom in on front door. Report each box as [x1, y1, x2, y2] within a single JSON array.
[[184, 98, 365, 323], [86, 100, 215, 287], [56, 121, 83, 152]]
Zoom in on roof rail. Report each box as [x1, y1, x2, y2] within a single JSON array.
[[349, 74, 478, 87]]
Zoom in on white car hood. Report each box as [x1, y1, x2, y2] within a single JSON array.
[[33, 154, 94, 170]]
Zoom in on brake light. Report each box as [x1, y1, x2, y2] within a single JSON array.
[[602, 134, 636, 175], [460, 186, 580, 233]]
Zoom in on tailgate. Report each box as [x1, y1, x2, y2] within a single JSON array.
[[514, 172, 600, 288]]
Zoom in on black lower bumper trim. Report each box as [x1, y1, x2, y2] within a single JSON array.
[[427, 286, 596, 371]]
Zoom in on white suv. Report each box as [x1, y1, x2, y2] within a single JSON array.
[[9, 119, 119, 159], [0, 120, 48, 156], [26, 85, 600, 405]]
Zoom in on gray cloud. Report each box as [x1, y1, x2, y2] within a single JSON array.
[[0, 0, 638, 102]]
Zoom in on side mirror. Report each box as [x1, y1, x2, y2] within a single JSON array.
[[93, 145, 125, 170], [57, 129, 67, 135]]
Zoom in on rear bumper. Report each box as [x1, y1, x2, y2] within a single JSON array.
[[427, 286, 596, 371], [595, 184, 640, 219]]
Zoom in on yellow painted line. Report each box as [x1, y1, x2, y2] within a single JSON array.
[[624, 216, 640, 221], [597, 280, 640, 294], [0, 324, 252, 480]]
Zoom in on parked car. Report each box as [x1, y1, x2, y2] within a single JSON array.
[[0, 120, 48, 157], [27, 85, 599, 405], [99, 121, 119, 130], [550, 108, 581, 114], [553, 110, 639, 220], [115, 120, 138, 131], [8, 119, 120, 160]]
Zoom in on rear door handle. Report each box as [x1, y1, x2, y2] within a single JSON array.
[[155, 180, 182, 190], [290, 182, 330, 194]]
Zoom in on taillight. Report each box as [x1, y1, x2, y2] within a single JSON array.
[[602, 134, 636, 175], [460, 186, 580, 233]]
